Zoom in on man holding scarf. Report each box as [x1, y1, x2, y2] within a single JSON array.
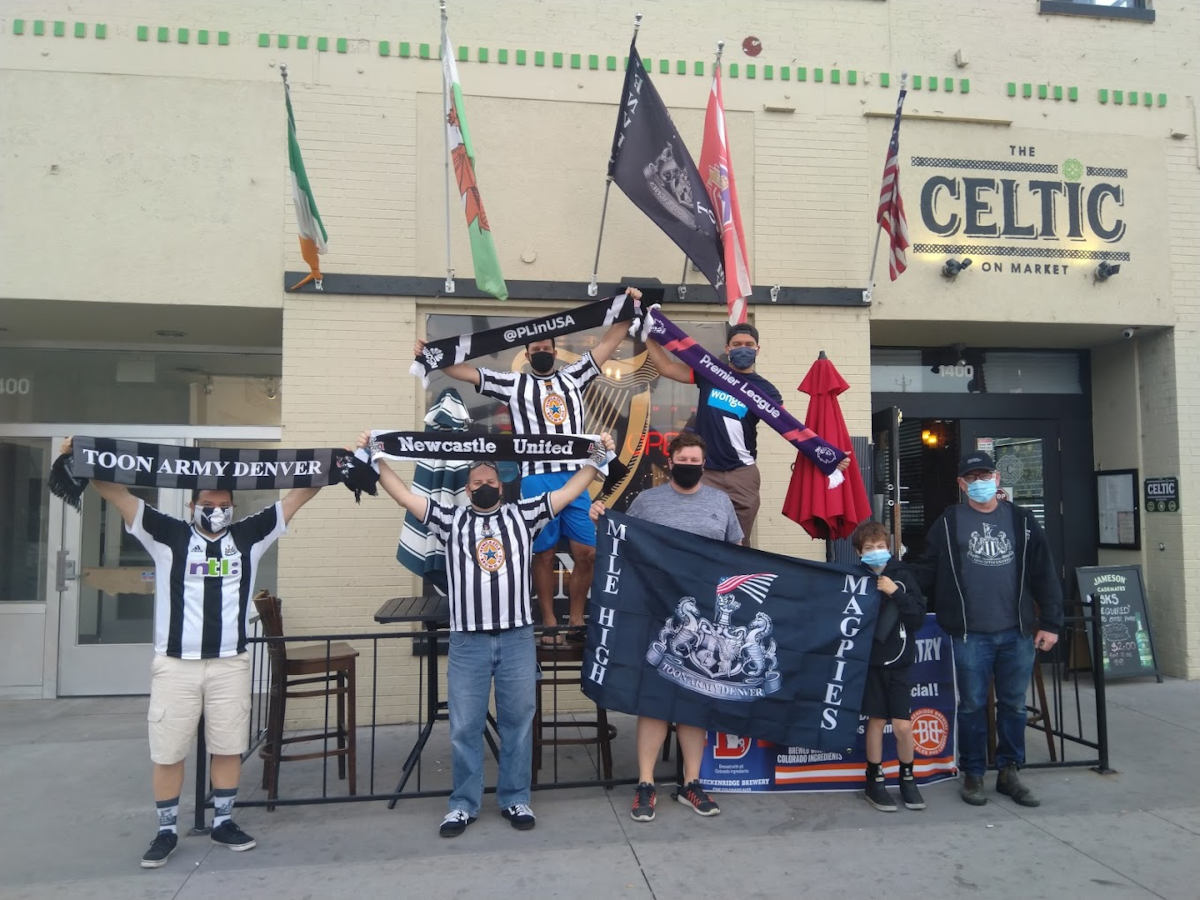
[[58, 440, 323, 868], [415, 287, 641, 642], [363, 431, 615, 837]]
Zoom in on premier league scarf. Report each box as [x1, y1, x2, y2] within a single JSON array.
[[641, 308, 848, 484], [410, 292, 641, 384]]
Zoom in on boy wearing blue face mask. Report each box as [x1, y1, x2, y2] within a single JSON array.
[[852, 520, 926, 812]]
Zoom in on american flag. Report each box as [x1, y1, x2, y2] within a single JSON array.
[[876, 85, 909, 281]]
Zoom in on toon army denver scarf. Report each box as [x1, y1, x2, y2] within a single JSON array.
[[410, 292, 641, 384]]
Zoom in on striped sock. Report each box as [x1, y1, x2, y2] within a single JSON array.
[[155, 797, 179, 834], [212, 788, 237, 827]]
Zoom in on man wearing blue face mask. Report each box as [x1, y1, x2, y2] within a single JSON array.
[[645, 322, 782, 543], [909, 451, 1063, 808]]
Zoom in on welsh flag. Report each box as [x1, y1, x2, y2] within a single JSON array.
[[284, 78, 328, 291], [442, 29, 508, 300], [699, 62, 752, 325]]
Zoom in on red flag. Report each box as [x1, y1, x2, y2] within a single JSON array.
[[876, 85, 909, 281], [699, 63, 752, 325]]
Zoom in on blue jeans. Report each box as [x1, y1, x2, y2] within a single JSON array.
[[447, 626, 536, 815], [952, 629, 1036, 776]]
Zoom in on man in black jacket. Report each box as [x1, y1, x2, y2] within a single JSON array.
[[909, 451, 1063, 807]]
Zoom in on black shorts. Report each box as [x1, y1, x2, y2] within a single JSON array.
[[861, 665, 913, 720]]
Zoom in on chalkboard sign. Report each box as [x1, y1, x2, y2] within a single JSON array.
[[1075, 565, 1161, 681]]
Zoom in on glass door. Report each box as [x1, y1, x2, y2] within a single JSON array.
[[55, 436, 186, 696], [871, 407, 903, 554]]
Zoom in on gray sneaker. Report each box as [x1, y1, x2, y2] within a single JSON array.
[[960, 773, 988, 806], [996, 764, 1040, 807]]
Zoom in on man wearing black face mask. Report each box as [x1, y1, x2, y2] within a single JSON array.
[[364, 432, 615, 837], [590, 432, 741, 822], [416, 287, 641, 642], [58, 439, 322, 868], [644, 322, 782, 544]]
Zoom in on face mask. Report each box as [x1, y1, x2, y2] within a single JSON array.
[[194, 505, 231, 533], [861, 549, 891, 568], [966, 478, 998, 503], [728, 347, 757, 369], [529, 351, 556, 375], [670, 463, 704, 489], [470, 484, 501, 510]]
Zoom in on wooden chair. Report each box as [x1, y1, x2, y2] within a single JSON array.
[[253, 590, 359, 809], [532, 640, 616, 785]]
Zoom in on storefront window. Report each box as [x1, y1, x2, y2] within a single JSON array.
[[425, 314, 727, 511], [871, 348, 1083, 395], [0, 439, 49, 603]]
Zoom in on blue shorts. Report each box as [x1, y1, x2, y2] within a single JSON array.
[[522, 471, 597, 552]]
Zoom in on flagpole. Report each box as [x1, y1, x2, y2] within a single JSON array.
[[440, 0, 456, 294], [863, 71, 907, 304], [589, 12, 643, 298]]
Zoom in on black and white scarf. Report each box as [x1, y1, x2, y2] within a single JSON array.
[[410, 292, 641, 384]]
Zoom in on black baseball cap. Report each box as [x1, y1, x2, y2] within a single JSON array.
[[958, 451, 996, 477]]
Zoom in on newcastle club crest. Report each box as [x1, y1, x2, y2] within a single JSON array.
[[646, 573, 782, 701]]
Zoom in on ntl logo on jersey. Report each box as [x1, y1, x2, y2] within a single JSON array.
[[188, 557, 242, 577]]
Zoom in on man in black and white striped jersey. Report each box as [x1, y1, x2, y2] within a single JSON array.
[[61, 439, 323, 869], [416, 287, 641, 641], [364, 431, 614, 837]]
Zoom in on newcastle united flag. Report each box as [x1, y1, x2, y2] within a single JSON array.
[[607, 37, 726, 294], [583, 512, 881, 752]]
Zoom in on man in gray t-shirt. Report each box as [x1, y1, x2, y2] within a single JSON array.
[[590, 432, 742, 824], [956, 503, 1019, 634]]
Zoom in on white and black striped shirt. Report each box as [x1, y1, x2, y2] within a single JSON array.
[[127, 499, 286, 659], [423, 495, 554, 632], [477, 353, 601, 476]]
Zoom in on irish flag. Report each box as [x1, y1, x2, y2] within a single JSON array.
[[285, 76, 328, 291], [442, 27, 508, 300]]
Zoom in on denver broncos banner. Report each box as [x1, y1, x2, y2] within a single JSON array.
[[699, 614, 958, 792], [583, 512, 880, 752]]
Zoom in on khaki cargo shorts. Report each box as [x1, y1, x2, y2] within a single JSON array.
[[147, 653, 251, 764]]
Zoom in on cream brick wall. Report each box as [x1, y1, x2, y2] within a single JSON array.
[[3, 0, 1200, 689]]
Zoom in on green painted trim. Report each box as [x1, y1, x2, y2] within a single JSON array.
[[457, 45, 467, 62], [847, 70, 857, 85], [929, 75, 938, 91], [797, 66, 806, 82], [156, 26, 168, 42], [588, 53, 598, 70], [418, 41, 428, 58], [96, 23, 107, 40], [276, 33, 287, 49], [198, 28, 209, 45], [677, 59, 686, 75], [218, 31, 229, 46], [73, 22, 86, 38], [297, 35, 308, 50], [32, 20, 45, 36], [765, 64, 774, 80], [944, 77, 953, 92], [1053, 84, 1063, 100], [317, 36, 329, 52], [12, 19, 24, 35], [815, 67, 824, 83], [399, 40, 410, 57], [1022, 83, 1032, 98], [53, 20, 65, 37], [829, 68, 838, 84], [534, 50, 544, 66], [570, 52, 580, 69], [257, 33, 269, 48], [697, 60, 707, 77], [1142, 91, 1152, 107], [498, 48, 507, 64], [781, 66, 790, 81], [879, 72, 889, 88], [517, 49, 527, 65], [1038, 83, 1048, 99], [1068, 86, 1078, 101], [178, 28, 189, 44], [553, 51, 564, 68], [336, 37, 348, 53], [659, 58, 668, 75], [1113, 89, 1123, 104], [478, 47, 488, 63], [379, 40, 390, 56], [1157, 93, 1167, 107], [747, 63, 756, 79], [729, 63, 738, 78], [609, 56, 619, 71], [1099, 88, 1108, 103], [960, 78, 970, 94]]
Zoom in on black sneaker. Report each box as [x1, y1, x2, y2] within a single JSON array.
[[899, 775, 927, 810], [210, 820, 257, 851], [140, 831, 178, 868], [676, 780, 720, 816], [864, 773, 898, 811], [631, 782, 657, 822], [502, 803, 537, 831], [439, 809, 476, 838], [996, 764, 1040, 807], [960, 774, 988, 806]]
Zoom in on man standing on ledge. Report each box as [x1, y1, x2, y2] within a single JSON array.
[[644, 322, 781, 544], [416, 287, 640, 642], [910, 450, 1063, 807]]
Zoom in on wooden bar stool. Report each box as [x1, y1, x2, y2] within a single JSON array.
[[532, 640, 616, 785], [253, 591, 359, 809]]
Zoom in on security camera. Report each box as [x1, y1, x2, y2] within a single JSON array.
[[1122, 327, 1136, 340]]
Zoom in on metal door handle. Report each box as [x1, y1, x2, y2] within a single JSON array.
[[55, 549, 78, 591]]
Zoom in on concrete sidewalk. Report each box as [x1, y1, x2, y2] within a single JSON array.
[[2, 678, 1197, 900]]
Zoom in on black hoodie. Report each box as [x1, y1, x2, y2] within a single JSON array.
[[862, 558, 926, 668]]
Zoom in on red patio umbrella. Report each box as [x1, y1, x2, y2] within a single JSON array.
[[782, 352, 872, 540]]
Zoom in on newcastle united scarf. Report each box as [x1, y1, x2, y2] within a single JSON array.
[[642, 308, 847, 484], [410, 292, 640, 384]]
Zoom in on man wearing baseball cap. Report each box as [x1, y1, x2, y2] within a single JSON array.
[[909, 450, 1063, 807]]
